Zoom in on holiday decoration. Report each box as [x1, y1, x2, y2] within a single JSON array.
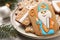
[[0, 0, 18, 10]]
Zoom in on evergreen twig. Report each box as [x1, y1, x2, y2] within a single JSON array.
[[0, 24, 18, 38]]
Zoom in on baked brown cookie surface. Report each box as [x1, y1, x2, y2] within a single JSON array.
[[15, 3, 30, 26], [28, 2, 59, 36]]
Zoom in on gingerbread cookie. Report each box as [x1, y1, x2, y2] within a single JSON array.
[[29, 7, 41, 36], [52, 1, 60, 13], [38, 2, 59, 35], [57, 2, 60, 7], [29, 2, 59, 36], [56, 15, 60, 27], [22, 0, 38, 10], [15, 6, 30, 26], [25, 26, 34, 33]]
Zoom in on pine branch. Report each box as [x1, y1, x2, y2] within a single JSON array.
[[0, 24, 18, 38]]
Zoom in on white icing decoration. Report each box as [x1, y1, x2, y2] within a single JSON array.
[[24, 0, 37, 10], [46, 18, 49, 28], [25, 3, 37, 10], [19, 11, 29, 23], [38, 10, 52, 28], [52, 1, 60, 12]]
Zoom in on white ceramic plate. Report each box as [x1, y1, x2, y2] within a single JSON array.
[[10, 7, 60, 39]]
